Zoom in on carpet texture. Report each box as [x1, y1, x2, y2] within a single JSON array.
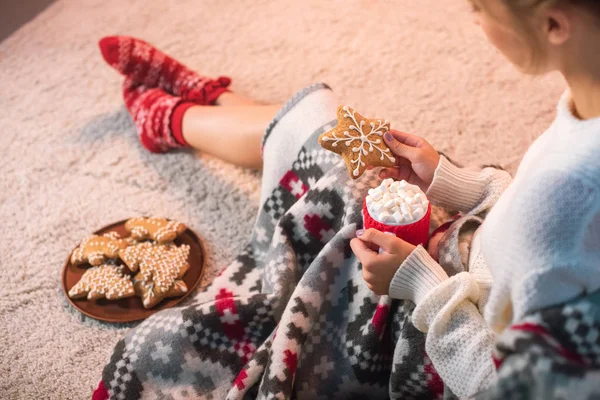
[[0, 0, 564, 398]]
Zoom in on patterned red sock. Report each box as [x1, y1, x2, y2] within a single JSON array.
[[123, 78, 195, 153], [99, 36, 231, 105]]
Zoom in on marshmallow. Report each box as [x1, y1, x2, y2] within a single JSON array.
[[366, 179, 429, 226], [365, 178, 429, 225], [380, 211, 394, 223], [371, 203, 382, 213], [383, 178, 395, 187], [371, 189, 383, 201], [384, 199, 396, 209], [413, 207, 424, 220], [393, 211, 404, 224], [400, 203, 411, 214]]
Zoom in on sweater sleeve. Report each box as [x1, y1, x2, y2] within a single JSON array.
[[426, 156, 512, 216], [389, 247, 497, 398]]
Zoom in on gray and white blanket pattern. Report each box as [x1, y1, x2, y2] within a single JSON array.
[[101, 86, 447, 399]]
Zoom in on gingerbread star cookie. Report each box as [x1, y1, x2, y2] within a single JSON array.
[[125, 217, 186, 244], [70, 233, 129, 266], [68, 264, 135, 301], [318, 106, 396, 179]]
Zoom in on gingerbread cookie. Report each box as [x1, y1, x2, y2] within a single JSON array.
[[70, 233, 129, 266], [126, 243, 190, 308], [68, 264, 135, 301], [132, 273, 188, 309], [118, 241, 156, 273], [124, 217, 186, 244], [119, 242, 190, 276], [318, 105, 396, 179]]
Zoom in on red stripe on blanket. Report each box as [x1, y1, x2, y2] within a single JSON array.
[[280, 171, 308, 199], [492, 353, 503, 369], [215, 288, 245, 340], [372, 304, 389, 338], [233, 369, 248, 390], [510, 322, 549, 336], [511, 323, 586, 365], [304, 214, 333, 242], [91, 380, 109, 400], [283, 349, 298, 375], [424, 353, 444, 398], [234, 341, 256, 364]]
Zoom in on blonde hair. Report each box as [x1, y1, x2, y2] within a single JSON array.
[[504, 0, 600, 16], [480, 0, 600, 72]]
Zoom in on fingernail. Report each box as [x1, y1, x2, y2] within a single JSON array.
[[356, 229, 364, 236], [384, 132, 393, 141]]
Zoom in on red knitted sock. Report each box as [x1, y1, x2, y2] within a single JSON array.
[[99, 36, 231, 105], [123, 78, 194, 153]]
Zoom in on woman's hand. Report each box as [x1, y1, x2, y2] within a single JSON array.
[[371, 130, 440, 192], [350, 228, 416, 295]]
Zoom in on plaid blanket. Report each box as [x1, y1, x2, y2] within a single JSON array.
[[100, 84, 448, 399]]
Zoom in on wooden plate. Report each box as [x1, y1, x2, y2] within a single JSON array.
[[62, 219, 205, 323]]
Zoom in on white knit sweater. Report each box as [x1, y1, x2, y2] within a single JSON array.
[[388, 92, 600, 398]]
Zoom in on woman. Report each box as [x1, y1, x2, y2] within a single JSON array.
[[94, 0, 600, 398]]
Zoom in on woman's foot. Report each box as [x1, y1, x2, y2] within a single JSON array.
[[99, 36, 231, 105], [122, 78, 194, 153]]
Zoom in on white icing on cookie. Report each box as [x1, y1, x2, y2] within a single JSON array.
[[126, 217, 185, 243], [68, 264, 134, 300], [131, 244, 190, 308], [135, 244, 190, 293], [321, 106, 396, 177], [70, 234, 125, 266]]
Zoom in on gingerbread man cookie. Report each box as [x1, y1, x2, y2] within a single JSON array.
[[68, 264, 135, 301], [318, 106, 396, 179], [124, 217, 186, 244], [70, 233, 129, 266]]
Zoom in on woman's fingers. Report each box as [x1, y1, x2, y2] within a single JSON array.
[[379, 168, 401, 180], [384, 132, 420, 161], [356, 228, 398, 253], [394, 157, 412, 166], [350, 238, 378, 266], [388, 129, 423, 148], [379, 164, 413, 181]]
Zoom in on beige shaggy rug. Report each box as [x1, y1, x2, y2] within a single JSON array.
[[0, 0, 565, 398]]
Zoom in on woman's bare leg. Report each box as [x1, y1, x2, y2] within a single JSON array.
[[215, 92, 262, 107], [182, 100, 281, 169]]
